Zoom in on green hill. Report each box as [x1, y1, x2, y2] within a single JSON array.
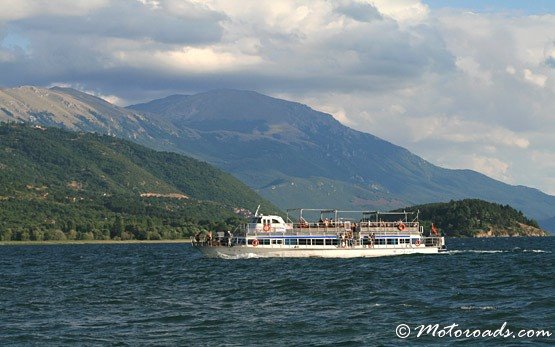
[[0, 124, 278, 241], [401, 199, 548, 237]]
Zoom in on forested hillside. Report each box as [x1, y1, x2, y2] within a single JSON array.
[[404, 199, 548, 237], [0, 124, 277, 241]]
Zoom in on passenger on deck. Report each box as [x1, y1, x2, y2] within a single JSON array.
[[299, 217, 309, 228], [206, 231, 213, 244], [226, 230, 233, 247]]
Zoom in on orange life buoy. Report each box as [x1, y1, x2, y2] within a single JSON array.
[[263, 224, 270, 232], [415, 239, 421, 247], [397, 222, 406, 231], [252, 239, 259, 247]]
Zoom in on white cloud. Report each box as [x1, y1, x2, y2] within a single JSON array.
[[115, 46, 262, 73], [370, 0, 430, 24], [0, 0, 554, 194], [467, 155, 511, 183], [523, 68, 548, 87], [456, 56, 492, 85], [0, 0, 109, 22]]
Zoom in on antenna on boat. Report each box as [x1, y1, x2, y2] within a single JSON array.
[[254, 204, 261, 217]]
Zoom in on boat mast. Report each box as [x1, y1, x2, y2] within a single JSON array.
[[254, 204, 261, 217]]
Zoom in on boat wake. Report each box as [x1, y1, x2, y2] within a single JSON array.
[[218, 252, 261, 259], [460, 305, 497, 310], [447, 249, 550, 255]]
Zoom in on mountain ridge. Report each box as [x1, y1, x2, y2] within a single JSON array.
[[128, 90, 555, 223], [1, 86, 553, 228]]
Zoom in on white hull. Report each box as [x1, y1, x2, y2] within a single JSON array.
[[194, 245, 442, 259]]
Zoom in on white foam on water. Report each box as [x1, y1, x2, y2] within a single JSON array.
[[448, 249, 550, 255], [218, 252, 261, 259], [460, 305, 496, 310], [448, 250, 507, 254]]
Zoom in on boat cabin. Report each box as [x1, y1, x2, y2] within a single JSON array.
[[247, 215, 289, 233]]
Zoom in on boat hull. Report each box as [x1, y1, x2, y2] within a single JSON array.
[[193, 245, 442, 258]]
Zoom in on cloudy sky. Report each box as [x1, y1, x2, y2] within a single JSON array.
[[1, 0, 554, 195]]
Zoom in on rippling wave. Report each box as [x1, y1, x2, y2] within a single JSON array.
[[0, 237, 553, 345]]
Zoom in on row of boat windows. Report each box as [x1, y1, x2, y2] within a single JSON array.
[[241, 238, 419, 246]]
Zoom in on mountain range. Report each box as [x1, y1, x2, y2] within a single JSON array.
[[1, 86, 554, 231]]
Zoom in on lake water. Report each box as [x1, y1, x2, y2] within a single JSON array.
[[0, 238, 553, 346]]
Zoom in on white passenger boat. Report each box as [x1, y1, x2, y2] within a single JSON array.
[[192, 208, 446, 258]]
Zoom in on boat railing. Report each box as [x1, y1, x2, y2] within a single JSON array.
[[423, 236, 443, 247], [361, 230, 421, 237], [246, 223, 347, 235], [246, 221, 420, 234], [359, 221, 419, 228], [247, 229, 342, 237]]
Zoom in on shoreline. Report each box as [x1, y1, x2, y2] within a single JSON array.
[[0, 239, 192, 246]]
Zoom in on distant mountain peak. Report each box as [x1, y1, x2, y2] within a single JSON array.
[[129, 88, 330, 125], [0, 85, 165, 140]]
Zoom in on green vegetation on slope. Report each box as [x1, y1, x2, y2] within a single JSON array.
[[401, 199, 546, 237], [0, 124, 278, 241]]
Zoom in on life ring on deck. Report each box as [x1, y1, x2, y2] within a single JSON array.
[[415, 239, 421, 247], [397, 222, 406, 231], [263, 224, 270, 232], [252, 239, 259, 247]]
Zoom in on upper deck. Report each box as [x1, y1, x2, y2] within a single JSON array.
[[244, 208, 423, 237]]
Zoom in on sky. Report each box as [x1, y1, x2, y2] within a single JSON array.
[[0, 0, 554, 195]]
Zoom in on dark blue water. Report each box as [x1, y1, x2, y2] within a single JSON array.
[[1, 238, 553, 346]]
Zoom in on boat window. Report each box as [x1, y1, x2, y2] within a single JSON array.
[[262, 239, 270, 245], [386, 239, 398, 245], [272, 219, 280, 224], [313, 239, 324, 245], [298, 239, 308, 245], [272, 239, 283, 245], [375, 239, 385, 245], [285, 238, 297, 245]]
